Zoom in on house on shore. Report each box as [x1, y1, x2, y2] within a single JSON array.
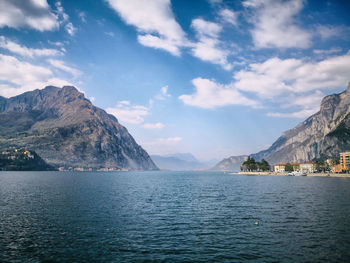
[[274, 162, 316, 173]]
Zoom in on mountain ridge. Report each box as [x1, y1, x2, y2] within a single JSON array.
[[151, 153, 217, 171], [0, 86, 158, 170], [213, 83, 350, 169]]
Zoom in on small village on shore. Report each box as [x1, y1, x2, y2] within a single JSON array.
[[238, 151, 350, 177]]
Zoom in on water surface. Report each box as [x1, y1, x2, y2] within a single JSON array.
[[1, 171, 350, 262]]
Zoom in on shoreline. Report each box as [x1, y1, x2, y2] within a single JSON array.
[[235, 171, 350, 178]]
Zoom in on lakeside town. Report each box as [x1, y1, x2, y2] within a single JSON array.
[[239, 151, 350, 177]]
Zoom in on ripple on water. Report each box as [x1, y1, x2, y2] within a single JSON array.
[[0, 171, 350, 262]]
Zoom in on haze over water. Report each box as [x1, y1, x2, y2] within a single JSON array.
[[1, 171, 350, 262]]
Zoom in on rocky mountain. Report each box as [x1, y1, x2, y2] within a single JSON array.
[[151, 153, 215, 170], [0, 86, 158, 170], [213, 82, 350, 169], [211, 155, 248, 171]]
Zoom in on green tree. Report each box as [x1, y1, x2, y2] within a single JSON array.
[[328, 158, 340, 166], [285, 163, 294, 172], [258, 159, 270, 171], [242, 156, 257, 171]]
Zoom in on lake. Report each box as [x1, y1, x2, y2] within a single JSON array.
[[1, 171, 350, 262]]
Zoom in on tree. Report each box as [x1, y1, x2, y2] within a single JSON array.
[[241, 156, 257, 171], [258, 159, 270, 171], [285, 163, 294, 172], [328, 158, 340, 166]]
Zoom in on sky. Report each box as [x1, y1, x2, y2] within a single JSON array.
[[0, 0, 350, 161]]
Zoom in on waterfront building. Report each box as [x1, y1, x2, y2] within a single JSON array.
[[274, 164, 286, 172], [274, 162, 316, 173], [299, 162, 316, 173], [332, 164, 343, 173], [340, 152, 350, 171]]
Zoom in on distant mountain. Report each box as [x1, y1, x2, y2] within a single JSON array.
[[165, 153, 198, 163], [214, 82, 350, 168], [0, 86, 158, 170], [151, 153, 216, 171], [211, 155, 248, 171]]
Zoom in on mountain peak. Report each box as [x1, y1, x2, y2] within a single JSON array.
[[251, 83, 350, 164], [0, 87, 158, 170]]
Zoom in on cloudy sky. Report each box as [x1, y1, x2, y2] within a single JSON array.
[[0, 0, 349, 161]]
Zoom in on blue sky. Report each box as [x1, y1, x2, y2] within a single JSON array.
[[0, 0, 349, 161]]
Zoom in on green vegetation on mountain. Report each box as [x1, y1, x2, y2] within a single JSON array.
[[0, 149, 56, 171]]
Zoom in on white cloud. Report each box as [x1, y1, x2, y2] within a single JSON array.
[[48, 41, 65, 47], [47, 59, 81, 78], [142, 137, 183, 155], [208, 0, 222, 5], [243, 0, 311, 49], [180, 51, 350, 117], [267, 108, 319, 118], [179, 77, 259, 109], [0, 0, 59, 31], [79, 11, 87, 23], [234, 51, 350, 97], [106, 101, 149, 124], [0, 36, 62, 57], [55, 1, 77, 36], [267, 91, 325, 118], [141, 122, 165, 129], [313, 48, 342, 55], [232, 51, 350, 118], [219, 9, 238, 27], [105, 0, 188, 56], [105, 31, 115, 37], [191, 18, 232, 70], [155, 85, 171, 100], [315, 25, 347, 40], [65, 22, 77, 36], [0, 54, 73, 97]]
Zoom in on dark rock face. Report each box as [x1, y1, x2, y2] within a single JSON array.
[[251, 83, 350, 164], [0, 86, 158, 170]]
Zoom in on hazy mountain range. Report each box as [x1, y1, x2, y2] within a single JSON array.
[[213, 83, 350, 171], [151, 153, 217, 171], [0, 86, 158, 170]]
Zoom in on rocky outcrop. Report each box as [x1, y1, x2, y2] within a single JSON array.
[[251, 83, 350, 164], [250, 83, 350, 164], [214, 82, 350, 168], [211, 155, 248, 171], [0, 86, 158, 170]]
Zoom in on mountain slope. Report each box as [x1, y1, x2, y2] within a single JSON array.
[[0, 86, 158, 170], [213, 82, 350, 169], [211, 155, 248, 171], [251, 83, 350, 164], [151, 153, 209, 170]]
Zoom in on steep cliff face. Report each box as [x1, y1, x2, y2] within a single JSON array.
[[211, 155, 248, 171], [251, 83, 350, 164], [0, 86, 158, 170]]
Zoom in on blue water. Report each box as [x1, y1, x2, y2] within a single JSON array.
[[1, 171, 350, 262]]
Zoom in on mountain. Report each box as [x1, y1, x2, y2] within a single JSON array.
[[213, 83, 350, 169], [151, 153, 216, 170], [165, 153, 198, 163], [211, 155, 248, 171], [0, 86, 158, 170], [0, 148, 56, 171]]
